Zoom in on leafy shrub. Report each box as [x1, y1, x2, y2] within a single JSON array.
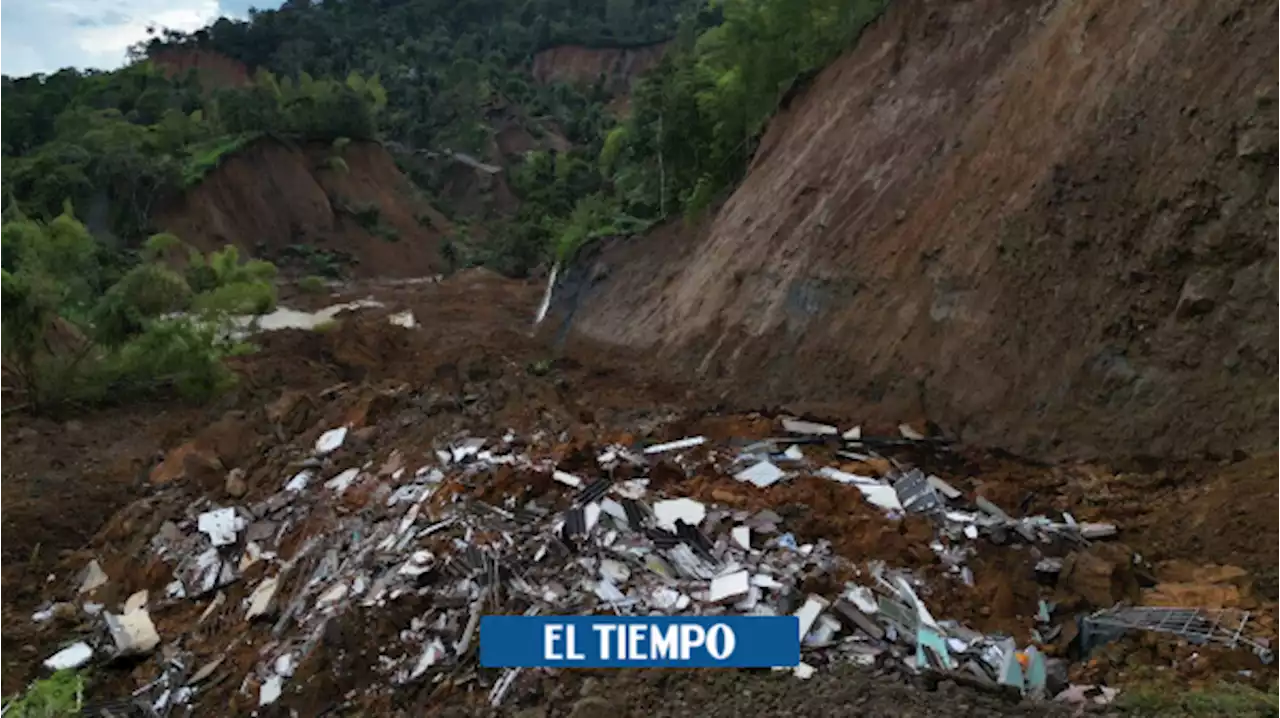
[[1, 211, 277, 414], [297, 275, 328, 293], [3, 669, 85, 717]]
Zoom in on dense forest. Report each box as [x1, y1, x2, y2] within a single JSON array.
[[2, 63, 387, 239], [0, 0, 887, 412], [1, 61, 386, 411], [143, 0, 689, 152], [133, 0, 887, 272]]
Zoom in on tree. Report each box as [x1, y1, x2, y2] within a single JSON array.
[[1, 211, 278, 412]]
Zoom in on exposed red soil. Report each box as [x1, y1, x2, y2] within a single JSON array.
[[531, 43, 668, 95], [149, 47, 251, 89], [557, 0, 1279, 462], [158, 137, 447, 278]]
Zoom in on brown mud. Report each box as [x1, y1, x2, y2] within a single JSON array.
[[2, 271, 1275, 715]]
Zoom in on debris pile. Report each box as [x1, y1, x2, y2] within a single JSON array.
[[31, 416, 1274, 713]]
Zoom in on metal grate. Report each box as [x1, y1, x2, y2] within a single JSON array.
[[1083, 606, 1274, 664]]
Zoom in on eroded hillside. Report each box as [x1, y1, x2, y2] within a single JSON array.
[[158, 138, 449, 278], [532, 43, 668, 94], [556, 0, 1279, 460]]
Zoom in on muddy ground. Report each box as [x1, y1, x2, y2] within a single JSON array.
[[2, 271, 1276, 715]]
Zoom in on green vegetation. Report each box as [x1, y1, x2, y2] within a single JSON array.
[[2, 63, 386, 241], [17, 0, 890, 277], [3, 0, 891, 298], [143, 0, 686, 156], [1118, 681, 1279, 718], [1, 208, 276, 414], [600, 0, 889, 216], [280, 244, 352, 278], [475, 0, 888, 270], [297, 275, 329, 294], [2, 670, 85, 717]]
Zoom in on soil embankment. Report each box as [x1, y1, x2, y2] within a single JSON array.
[[149, 47, 252, 87], [531, 43, 668, 95], [158, 138, 449, 277], [554, 0, 1279, 461]]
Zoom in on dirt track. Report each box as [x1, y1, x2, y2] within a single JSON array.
[[2, 271, 1275, 715]]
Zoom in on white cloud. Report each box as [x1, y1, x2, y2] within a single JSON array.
[[1, 0, 236, 77]]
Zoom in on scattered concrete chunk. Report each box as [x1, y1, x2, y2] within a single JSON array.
[[314, 427, 347, 455], [246, 576, 279, 620], [735, 460, 785, 488], [927, 475, 963, 500], [259, 675, 283, 706], [78, 560, 108, 594], [198, 507, 245, 547], [188, 654, 226, 685], [832, 599, 885, 640], [731, 526, 751, 550], [975, 496, 1012, 521], [317, 582, 349, 608], [199, 592, 226, 624], [552, 470, 584, 488], [643, 436, 707, 454], [898, 423, 926, 440], [857, 484, 904, 513], [388, 310, 417, 328], [1079, 522, 1118, 539], [105, 609, 160, 656], [409, 638, 447, 680], [652, 498, 706, 532], [122, 590, 148, 615], [284, 470, 311, 492], [818, 467, 878, 485], [794, 595, 830, 640], [781, 418, 838, 436], [708, 570, 750, 603], [43, 642, 93, 671], [324, 468, 360, 494], [1054, 684, 1119, 705], [451, 437, 486, 463]]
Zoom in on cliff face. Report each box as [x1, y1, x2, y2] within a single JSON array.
[[158, 139, 448, 277], [556, 0, 1279, 460]]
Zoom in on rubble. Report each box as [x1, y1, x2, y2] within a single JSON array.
[[43, 642, 94, 671], [1081, 606, 1274, 664], [1054, 684, 1119, 705], [27, 415, 1273, 713], [104, 608, 160, 656], [78, 560, 108, 594]]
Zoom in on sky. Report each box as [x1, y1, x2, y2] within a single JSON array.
[[1, 0, 275, 77]]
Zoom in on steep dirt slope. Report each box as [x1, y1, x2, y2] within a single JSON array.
[[531, 43, 668, 94], [159, 138, 448, 277], [557, 0, 1279, 460], [149, 47, 251, 88]]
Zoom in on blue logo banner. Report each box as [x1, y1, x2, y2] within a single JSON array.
[[479, 615, 800, 668]]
